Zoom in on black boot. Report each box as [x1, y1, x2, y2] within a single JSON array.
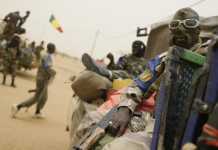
[[2, 75, 6, 85], [11, 77, 16, 88], [82, 53, 111, 78]]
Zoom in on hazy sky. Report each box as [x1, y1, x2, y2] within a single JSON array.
[[0, 0, 217, 58]]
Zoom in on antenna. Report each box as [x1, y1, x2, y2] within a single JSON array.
[[90, 29, 100, 56]]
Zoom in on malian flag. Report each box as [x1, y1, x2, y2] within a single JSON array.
[[49, 14, 63, 33]]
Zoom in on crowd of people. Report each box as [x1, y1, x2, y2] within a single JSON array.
[[1, 7, 218, 150], [0, 11, 57, 117]]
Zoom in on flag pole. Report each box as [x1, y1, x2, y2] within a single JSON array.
[[90, 29, 100, 56]]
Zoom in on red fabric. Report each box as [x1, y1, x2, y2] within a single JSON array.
[[200, 124, 218, 147], [97, 89, 124, 113], [203, 124, 218, 139], [97, 89, 156, 114], [203, 140, 218, 147], [96, 59, 107, 67], [136, 92, 156, 113]]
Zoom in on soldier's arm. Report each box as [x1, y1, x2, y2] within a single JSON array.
[[18, 12, 30, 27], [118, 83, 143, 112], [116, 55, 128, 70], [118, 57, 165, 112], [3, 13, 11, 22]]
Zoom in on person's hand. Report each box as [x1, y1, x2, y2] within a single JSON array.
[[208, 35, 218, 50], [26, 11, 30, 15], [108, 107, 131, 136], [106, 53, 114, 61]]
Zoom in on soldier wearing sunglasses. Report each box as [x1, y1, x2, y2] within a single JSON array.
[[154, 8, 218, 150], [70, 8, 218, 150], [168, 8, 201, 51]]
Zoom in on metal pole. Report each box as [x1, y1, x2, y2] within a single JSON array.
[[90, 29, 100, 56]]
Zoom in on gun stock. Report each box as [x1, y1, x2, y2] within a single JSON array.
[[73, 127, 105, 150], [73, 107, 117, 150]]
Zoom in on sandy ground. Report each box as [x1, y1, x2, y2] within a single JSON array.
[[0, 54, 83, 150]]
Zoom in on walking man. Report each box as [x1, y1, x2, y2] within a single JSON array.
[[11, 43, 56, 118]]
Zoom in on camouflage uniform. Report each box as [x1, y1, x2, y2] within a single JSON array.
[[1, 12, 20, 40], [2, 46, 19, 86], [68, 71, 112, 147], [2, 11, 30, 39], [0, 40, 7, 71], [1, 35, 21, 86], [110, 54, 148, 79], [2, 47, 18, 76], [82, 40, 147, 80], [69, 41, 154, 149], [35, 45, 44, 61]]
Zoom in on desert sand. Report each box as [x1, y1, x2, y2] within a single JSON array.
[[0, 54, 84, 150]]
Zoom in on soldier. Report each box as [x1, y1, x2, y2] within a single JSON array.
[[150, 8, 218, 150], [11, 43, 56, 118], [2, 11, 30, 40], [68, 40, 147, 146], [29, 41, 36, 51], [18, 41, 36, 70], [3, 11, 20, 24], [17, 11, 30, 28], [70, 53, 164, 149], [71, 7, 217, 150], [152, 8, 206, 150], [2, 11, 21, 40], [2, 35, 21, 87], [106, 52, 116, 70], [35, 41, 44, 61], [82, 40, 148, 80]]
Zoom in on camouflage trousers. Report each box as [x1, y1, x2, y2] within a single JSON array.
[[68, 96, 101, 148], [68, 96, 153, 150], [110, 70, 131, 80], [95, 131, 152, 150], [18, 79, 48, 112], [2, 60, 17, 77]]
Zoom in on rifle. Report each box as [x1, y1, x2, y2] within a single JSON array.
[[28, 89, 37, 93], [73, 52, 167, 150], [73, 106, 117, 150]]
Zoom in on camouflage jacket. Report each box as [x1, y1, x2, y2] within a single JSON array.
[[116, 55, 148, 78], [2, 47, 19, 65]]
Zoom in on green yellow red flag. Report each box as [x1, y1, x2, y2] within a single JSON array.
[[49, 14, 63, 33]]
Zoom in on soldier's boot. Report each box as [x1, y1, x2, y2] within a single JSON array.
[[2, 75, 6, 85], [82, 53, 112, 79], [11, 77, 16, 88]]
